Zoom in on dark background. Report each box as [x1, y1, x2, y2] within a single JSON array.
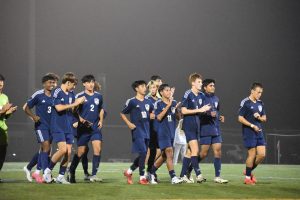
[[1, 0, 300, 163]]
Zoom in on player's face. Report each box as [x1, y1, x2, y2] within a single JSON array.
[[136, 84, 147, 96], [161, 87, 171, 99], [43, 80, 56, 91], [83, 81, 95, 92], [66, 81, 76, 91], [205, 82, 215, 93], [251, 87, 263, 100], [155, 79, 162, 86], [0, 80, 4, 91], [149, 84, 157, 96], [53, 80, 58, 88], [192, 78, 202, 91]]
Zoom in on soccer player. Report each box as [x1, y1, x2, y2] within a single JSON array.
[[23, 74, 56, 183], [197, 79, 228, 183], [238, 83, 267, 185], [43, 72, 85, 184], [148, 84, 183, 184], [179, 73, 211, 183], [121, 80, 154, 185], [0, 74, 17, 182], [68, 75, 104, 183]]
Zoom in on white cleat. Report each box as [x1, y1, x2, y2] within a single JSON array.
[[181, 175, 194, 184], [171, 176, 183, 184], [196, 174, 206, 183], [89, 175, 103, 182], [214, 177, 229, 184], [56, 176, 71, 184], [149, 174, 158, 184], [23, 166, 32, 182], [43, 168, 52, 183]]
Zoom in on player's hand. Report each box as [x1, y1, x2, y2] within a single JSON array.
[[6, 106, 17, 115], [150, 112, 155, 120], [219, 115, 225, 123], [167, 97, 173, 107], [98, 121, 103, 129], [199, 104, 211, 113], [75, 96, 86, 105], [253, 112, 261, 119], [175, 102, 181, 109], [73, 122, 78, 128], [252, 125, 261, 133], [32, 115, 40, 123], [210, 111, 217, 117], [1, 103, 12, 113], [128, 122, 136, 130]]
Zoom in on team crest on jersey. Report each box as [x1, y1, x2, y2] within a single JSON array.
[[69, 97, 73, 104], [171, 107, 176, 114], [94, 98, 99, 105], [42, 100, 46, 103], [198, 99, 202, 105], [145, 104, 150, 111], [258, 105, 263, 112], [214, 102, 218, 108]]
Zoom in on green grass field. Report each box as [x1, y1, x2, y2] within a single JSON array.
[[0, 162, 299, 199]]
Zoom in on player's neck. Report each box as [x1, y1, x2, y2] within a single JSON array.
[[44, 89, 51, 97], [162, 97, 170, 104], [85, 89, 94, 96], [249, 95, 257, 103], [60, 84, 68, 93], [136, 93, 145, 101], [191, 87, 199, 95], [151, 94, 157, 100]]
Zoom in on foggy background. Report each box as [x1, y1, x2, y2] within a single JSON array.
[[1, 0, 300, 164]]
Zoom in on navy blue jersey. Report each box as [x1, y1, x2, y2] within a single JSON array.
[[154, 100, 177, 139], [50, 87, 75, 134], [181, 90, 205, 133], [239, 97, 266, 138], [200, 93, 220, 136], [145, 94, 159, 132], [121, 97, 154, 139], [76, 91, 103, 131], [27, 89, 52, 130]]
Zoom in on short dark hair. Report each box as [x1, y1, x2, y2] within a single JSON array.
[[150, 75, 162, 81], [0, 74, 5, 81], [46, 72, 60, 81], [202, 79, 215, 89], [158, 83, 170, 96], [42, 75, 56, 83], [251, 82, 263, 90], [131, 80, 147, 92], [62, 72, 77, 84], [81, 74, 95, 83]]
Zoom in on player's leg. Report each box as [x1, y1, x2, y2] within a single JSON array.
[[68, 145, 86, 183], [173, 143, 181, 165], [244, 147, 256, 185], [165, 147, 182, 184], [149, 151, 166, 184], [189, 139, 205, 183], [81, 145, 90, 179], [253, 145, 266, 171], [186, 143, 209, 178], [212, 142, 228, 183], [0, 143, 7, 182], [56, 143, 72, 184], [89, 139, 102, 182], [180, 146, 192, 181], [24, 151, 39, 182]]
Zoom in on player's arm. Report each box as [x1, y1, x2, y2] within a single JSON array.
[[24, 103, 40, 123], [253, 113, 267, 122], [55, 96, 85, 112], [156, 100, 172, 121], [181, 104, 211, 115], [0, 103, 12, 115], [120, 113, 136, 130], [238, 116, 261, 133], [98, 108, 104, 128]]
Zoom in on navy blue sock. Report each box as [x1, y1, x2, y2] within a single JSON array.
[[130, 156, 139, 171], [169, 170, 176, 179], [37, 153, 42, 170], [150, 165, 158, 174], [92, 155, 101, 176], [69, 154, 81, 174], [180, 157, 191, 177], [48, 160, 56, 170], [187, 155, 201, 175], [59, 165, 67, 175], [214, 158, 221, 177], [40, 152, 49, 171], [81, 151, 89, 175], [191, 156, 201, 176], [27, 152, 39, 171], [138, 153, 147, 176], [246, 167, 252, 176]]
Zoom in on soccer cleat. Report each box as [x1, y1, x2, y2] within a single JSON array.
[[69, 173, 76, 183], [243, 170, 257, 183], [43, 169, 52, 183], [214, 177, 229, 184], [196, 174, 206, 183], [56, 176, 71, 184], [181, 175, 194, 184], [32, 172, 44, 184], [244, 177, 255, 185], [171, 176, 183, 184], [89, 175, 103, 182], [139, 178, 149, 185], [149, 174, 158, 184], [23, 166, 32, 182], [84, 173, 92, 181], [123, 170, 133, 185]]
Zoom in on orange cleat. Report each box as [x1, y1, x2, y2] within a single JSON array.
[[244, 178, 255, 185], [123, 170, 133, 185], [139, 178, 149, 185]]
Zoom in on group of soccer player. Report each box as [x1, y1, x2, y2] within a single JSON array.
[[0, 71, 267, 186]]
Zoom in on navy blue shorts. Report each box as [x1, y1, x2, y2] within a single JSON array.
[[149, 130, 159, 149], [35, 129, 51, 143], [52, 132, 74, 144], [243, 137, 266, 148], [77, 132, 102, 146], [200, 135, 222, 145], [157, 131, 174, 150], [132, 138, 149, 154], [185, 131, 198, 143]]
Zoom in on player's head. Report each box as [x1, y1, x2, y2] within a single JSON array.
[[46, 72, 60, 87], [250, 82, 263, 100], [188, 73, 203, 91], [147, 80, 158, 96], [132, 80, 147, 95], [94, 81, 101, 92], [150, 75, 163, 86], [202, 79, 216, 94], [61, 72, 77, 91], [158, 83, 171, 99], [42, 74, 56, 91], [0, 74, 5, 91], [81, 74, 95, 92]]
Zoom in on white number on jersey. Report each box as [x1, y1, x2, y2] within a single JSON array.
[[141, 111, 147, 118], [47, 106, 51, 114], [90, 104, 95, 112], [167, 114, 172, 122]]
